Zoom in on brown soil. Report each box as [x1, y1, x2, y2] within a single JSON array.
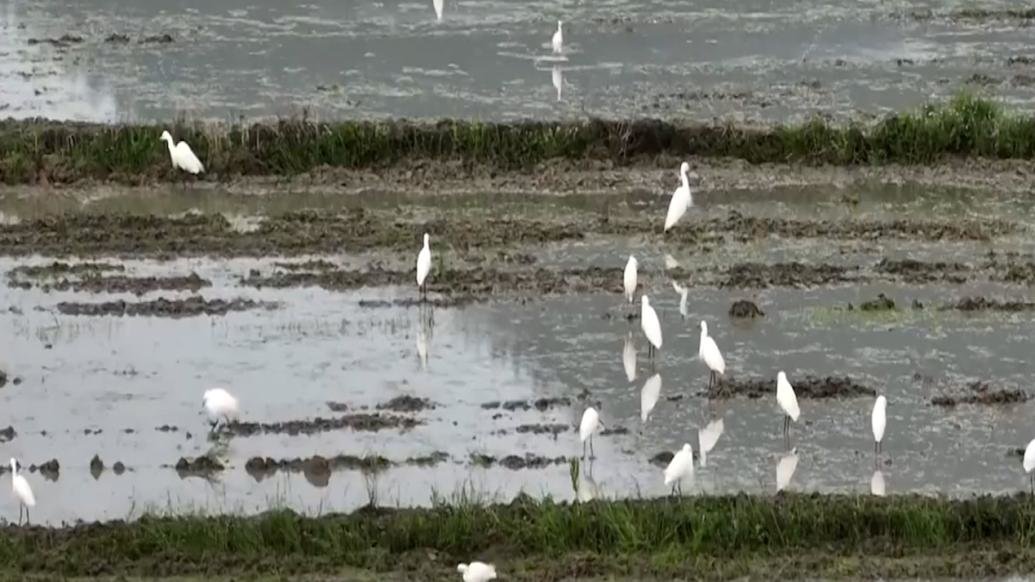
[[223, 413, 421, 436], [707, 375, 876, 399], [56, 296, 273, 317], [376, 396, 436, 412], [860, 293, 896, 311], [942, 297, 1035, 312], [20, 272, 209, 294], [482, 397, 573, 411], [719, 262, 858, 288], [173, 455, 224, 476], [729, 299, 765, 318], [875, 258, 971, 284], [931, 382, 1029, 407], [0, 426, 15, 443], [470, 453, 571, 470]]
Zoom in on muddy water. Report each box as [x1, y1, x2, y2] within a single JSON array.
[[3, 0, 1035, 122], [1, 184, 1035, 524]]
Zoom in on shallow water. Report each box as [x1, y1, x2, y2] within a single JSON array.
[[0, 184, 1034, 524], [2, 0, 1035, 122]]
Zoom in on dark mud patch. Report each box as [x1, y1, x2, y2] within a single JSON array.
[[720, 263, 857, 288], [707, 375, 876, 399], [90, 454, 104, 479], [931, 382, 1029, 407], [470, 453, 570, 470], [729, 299, 764, 318], [0, 371, 7, 389], [376, 395, 436, 412], [224, 413, 420, 437], [326, 401, 350, 413], [245, 452, 447, 481], [26, 272, 209, 295], [601, 426, 630, 436], [941, 297, 1035, 312], [494, 423, 571, 436], [27, 34, 83, 48], [56, 296, 272, 317], [9, 261, 124, 279], [482, 397, 573, 412], [172, 455, 224, 476], [875, 258, 971, 284], [0, 426, 15, 443], [860, 293, 896, 312], [0, 458, 56, 477], [273, 259, 338, 272]]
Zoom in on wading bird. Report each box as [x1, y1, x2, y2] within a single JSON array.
[[872, 395, 887, 460], [663, 443, 694, 495], [671, 280, 688, 319], [1024, 438, 1035, 493], [552, 20, 563, 55], [202, 388, 239, 431], [664, 162, 692, 232], [699, 321, 725, 391], [623, 255, 638, 303], [776, 371, 800, 439], [416, 233, 432, 301], [641, 295, 662, 359], [580, 407, 602, 459], [457, 561, 497, 582], [10, 458, 35, 525], [159, 130, 204, 183]]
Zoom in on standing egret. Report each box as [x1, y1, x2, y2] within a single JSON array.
[[664, 162, 692, 232], [457, 561, 497, 582], [640, 295, 662, 359], [433, 0, 444, 21], [622, 333, 637, 382], [10, 458, 35, 525], [640, 373, 662, 423], [872, 395, 887, 459], [663, 443, 694, 495], [671, 280, 688, 319], [579, 407, 602, 459], [623, 255, 638, 303], [698, 321, 725, 391], [663, 254, 680, 270], [698, 418, 724, 468], [202, 388, 239, 431], [870, 469, 886, 497], [416, 233, 432, 301], [776, 371, 800, 439], [776, 448, 799, 492], [1024, 438, 1035, 493], [159, 130, 204, 184], [551, 21, 563, 55]]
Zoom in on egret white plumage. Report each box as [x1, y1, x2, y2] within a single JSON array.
[[640, 373, 661, 423], [623, 255, 638, 303], [433, 0, 443, 21], [698, 418, 724, 468], [671, 280, 688, 319], [457, 561, 497, 582], [640, 295, 662, 359], [202, 388, 239, 431], [663, 443, 694, 495], [622, 333, 637, 382], [552, 66, 563, 101], [9, 458, 35, 525], [870, 469, 886, 497], [416, 233, 432, 300], [776, 448, 799, 492], [159, 130, 204, 178], [872, 395, 887, 458], [776, 371, 800, 438], [663, 253, 680, 270], [664, 162, 692, 232], [551, 20, 563, 55], [579, 407, 602, 459], [1024, 438, 1035, 493], [698, 321, 725, 391]]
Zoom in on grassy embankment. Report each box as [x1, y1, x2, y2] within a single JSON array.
[[2, 94, 1035, 185], [2, 494, 1035, 578]]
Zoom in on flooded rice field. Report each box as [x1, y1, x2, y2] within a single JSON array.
[[0, 183, 1034, 525], [3, 0, 1035, 122]]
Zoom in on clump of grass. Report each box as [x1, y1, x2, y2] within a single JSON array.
[[3, 94, 1035, 185]]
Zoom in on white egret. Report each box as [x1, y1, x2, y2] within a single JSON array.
[[623, 255, 638, 303], [10, 458, 35, 525], [433, 0, 443, 21], [872, 395, 887, 458], [671, 280, 688, 319], [776, 448, 799, 492], [698, 321, 725, 391], [552, 66, 563, 101], [640, 295, 662, 358], [698, 418, 724, 468], [776, 371, 800, 438], [579, 407, 602, 459], [457, 561, 497, 582], [416, 233, 432, 300], [551, 20, 563, 55], [576, 469, 601, 502], [1024, 438, 1035, 493], [663, 161, 692, 232], [663, 253, 680, 270], [622, 333, 637, 382], [202, 388, 239, 431], [663, 443, 694, 495], [870, 469, 886, 497], [159, 130, 204, 178], [640, 373, 662, 423]]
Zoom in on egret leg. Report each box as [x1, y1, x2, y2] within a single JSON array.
[[878, 440, 882, 455], [590, 436, 595, 459], [18, 504, 22, 526], [25, 507, 29, 525], [582, 440, 587, 460]]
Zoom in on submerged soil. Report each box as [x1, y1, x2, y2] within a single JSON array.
[[705, 375, 876, 399], [56, 296, 271, 317]]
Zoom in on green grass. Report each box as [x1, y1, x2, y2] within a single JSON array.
[[3, 94, 1035, 185], [2, 494, 1035, 577]]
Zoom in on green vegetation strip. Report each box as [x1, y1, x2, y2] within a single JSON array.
[[3, 94, 1035, 184], [3, 494, 1035, 577]]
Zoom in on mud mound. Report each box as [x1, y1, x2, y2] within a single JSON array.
[[875, 258, 970, 284], [376, 396, 436, 412], [711, 212, 1014, 243], [9, 261, 125, 279], [931, 382, 1029, 407], [942, 297, 1035, 312], [470, 453, 570, 469], [708, 375, 876, 399], [273, 259, 338, 271], [721, 263, 856, 288], [56, 296, 272, 317], [482, 397, 572, 412], [224, 413, 420, 436], [860, 293, 896, 311], [44, 273, 210, 295], [0, 426, 14, 443], [729, 299, 764, 318], [173, 456, 224, 476], [245, 454, 392, 476]]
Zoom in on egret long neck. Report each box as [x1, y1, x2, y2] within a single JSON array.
[[680, 168, 689, 189]]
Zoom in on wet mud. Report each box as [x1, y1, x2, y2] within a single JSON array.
[[942, 297, 1035, 312], [706, 375, 876, 399], [875, 258, 971, 284], [719, 263, 857, 288], [729, 300, 764, 318], [13, 272, 209, 294], [244, 451, 450, 480], [172, 455, 224, 476], [55, 296, 273, 317], [376, 396, 436, 413], [481, 397, 573, 412], [470, 453, 571, 470], [859, 293, 896, 312], [223, 413, 421, 437], [930, 382, 1029, 407]]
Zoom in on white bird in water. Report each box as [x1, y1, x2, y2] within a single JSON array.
[[870, 469, 886, 497], [433, 0, 444, 21], [202, 388, 239, 431], [457, 561, 497, 582], [640, 373, 661, 423], [623, 255, 638, 303], [698, 418, 724, 468], [663, 443, 694, 495], [640, 296, 662, 359], [552, 66, 563, 101], [10, 458, 35, 525], [776, 371, 800, 439], [416, 232, 432, 301], [551, 20, 563, 55], [698, 321, 725, 391], [872, 395, 887, 459], [663, 253, 680, 270], [671, 280, 688, 319], [579, 407, 602, 459], [416, 324, 429, 370], [664, 161, 692, 232], [776, 448, 799, 492], [1024, 438, 1035, 493], [159, 130, 204, 180], [622, 333, 637, 382]]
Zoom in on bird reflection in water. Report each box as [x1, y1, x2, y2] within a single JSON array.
[[776, 448, 799, 492]]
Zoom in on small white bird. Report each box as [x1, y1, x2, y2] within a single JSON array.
[[671, 280, 689, 319], [433, 0, 444, 21], [663, 254, 680, 270], [202, 388, 240, 431], [640, 373, 662, 423], [870, 469, 886, 497], [776, 448, 799, 492], [416, 233, 432, 300], [622, 333, 637, 382], [698, 321, 725, 391], [159, 130, 204, 177], [10, 458, 35, 525], [663, 443, 694, 495], [457, 561, 497, 582], [640, 295, 662, 358], [623, 255, 638, 303], [872, 395, 887, 458], [776, 371, 800, 438], [664, 161, 692, 232], [1024, 438, 1035, 493], [551, 20, 563, 55], [579, 407, 602, 459], [698, 418, 724, 468]]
